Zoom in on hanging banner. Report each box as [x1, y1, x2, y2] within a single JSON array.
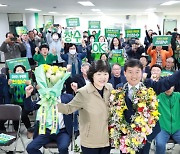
[[125, 29, 141, 38], [92, 42, 108, 53], [15, 26, 28, 35], [66, 18, 80, 27], [88, 21, 101, 29], [6, 57, 31, 72], [105, 29, 120, 38], [62, 29, 82, 44], [153, 35, 172, 46]]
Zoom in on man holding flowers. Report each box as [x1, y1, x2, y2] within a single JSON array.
[[111, 59, 180, 154]]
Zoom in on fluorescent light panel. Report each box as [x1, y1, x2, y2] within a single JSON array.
[[145, 8, 156, 11], [161, 1, 180, 5], [25, 8, 41, 12], [0, 4, 7, 6], [78, 1, 95, 6], [91, 9, 101, 12], [49, 12, 57, 14]]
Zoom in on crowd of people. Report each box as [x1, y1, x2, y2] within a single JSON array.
[[0, 24, 180, 154]]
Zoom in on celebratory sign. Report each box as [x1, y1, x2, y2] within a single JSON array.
[[62, 29, 82, 44], [92, 42, 108, 53], [125, 29, 141, 38], [109, 49, 125, 66], [88, 21, 101, 29], [66, 18, 80, 27], [0, 133, 15, 144], [10, 73, 29, 85], [105, 29, 120, 38], [6, 57, 31, 72], [153, 35, 172, 46], [16, 26, 28, 35]]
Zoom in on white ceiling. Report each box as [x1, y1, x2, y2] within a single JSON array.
[[0, 0, 180, 15]]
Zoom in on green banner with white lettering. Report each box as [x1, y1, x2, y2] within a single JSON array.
[[153, 35, 172, 46], [10, 73, 29, 85], [62, 29, 82, 44], [6, 57, 31, 72], [105, 29, 120, 38], [92, 42, 108, 53], [125, 29, 141, 38], [88, 21, 101, 29], [15, 26, 28, 35], [66, 18, 80, 27]]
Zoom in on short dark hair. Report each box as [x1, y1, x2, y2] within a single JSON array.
[[87, 60, 111, 83], [140, 56, 148, 62], [5, 32, 14, 38], [13, 65, 26, 73], [151, 64, 162, 71], [39, 44, 49, 51], [124, 59, 143, 71]]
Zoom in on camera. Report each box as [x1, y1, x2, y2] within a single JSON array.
[[10, 37, 17, 42], [53, 24, 59, 27]]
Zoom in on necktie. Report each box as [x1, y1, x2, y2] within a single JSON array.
[[129, 86, 137, 101]]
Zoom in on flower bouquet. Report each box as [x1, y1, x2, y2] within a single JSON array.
[[34, 64, 70, 134], [109, 87, 160, 154]]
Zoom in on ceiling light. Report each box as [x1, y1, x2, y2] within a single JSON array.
[[97, 12, 104, 15], [161, 1, 180, 5], [25, 8, 41, 12], [0, 4, 7, 7], [49, 12, 58, 14], [145, 8, 156, 12], [78, 1, 95, 6], [91, 9, 101, 12]]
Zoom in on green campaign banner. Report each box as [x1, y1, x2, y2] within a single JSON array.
[[10, 73, 29, 85], [125, 29, 141, 38], [62, 29, 82, 44], [160, 70, 173, 77], [92, 42, 108, 53], [66, 18, 80, 27], [15, 26, 28, 35], [6, 57, 31, 72], [153, 35, 172, 46], [105, 29, 120, 38], [88, 21, 101, 29], [111, 49, 124, 57]]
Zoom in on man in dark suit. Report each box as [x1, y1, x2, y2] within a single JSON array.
[[117, 59, 180, 154], [71, 62, 91, 92], [108, 63, 126, 89], [0, 75, 11, 131], [24, 85, 74, 154]]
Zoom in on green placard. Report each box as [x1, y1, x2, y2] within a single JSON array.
[[66, 18, 80, 27], [10, 73, 29, 85], [105, 29, 120, 38], [62, 29, 82, 44], [111, 49, 124, 57], [6, 57, 31, 72], [153, 35, 172, 46], [161, 70, 173, 77], [88, 21, 101, 29], [15, 26, 28, 35], [92, 42, 108, 53], [125, 29, 141, 38], [0, 133, 15, 144]]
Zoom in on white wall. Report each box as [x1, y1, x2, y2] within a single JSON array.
[[0, 14, 9, 44]]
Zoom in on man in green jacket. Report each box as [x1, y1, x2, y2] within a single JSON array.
[[155, 86, 180, 154]]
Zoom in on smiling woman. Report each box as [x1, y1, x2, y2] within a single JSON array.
[[57, 60, 113, 154]]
